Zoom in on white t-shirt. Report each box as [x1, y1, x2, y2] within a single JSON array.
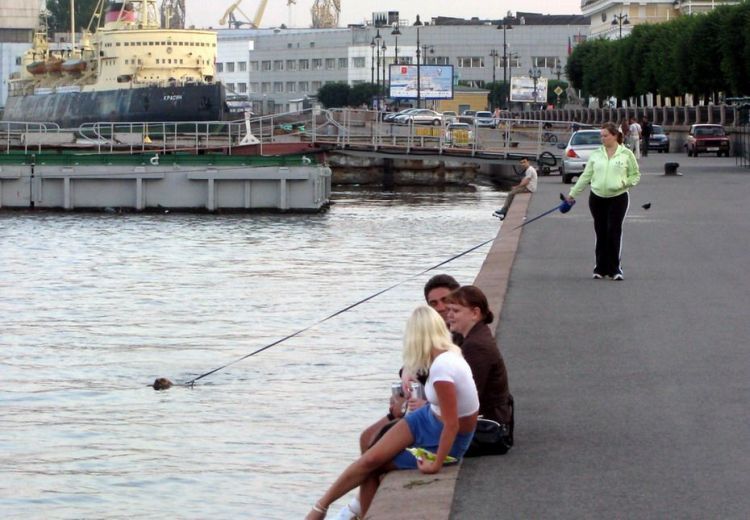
[[425, 350, 480, 418], [629, 122, 642, 139], [524, 166, 538, 193]]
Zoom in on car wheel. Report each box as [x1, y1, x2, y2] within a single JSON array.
[[432, 119, 440, 126]]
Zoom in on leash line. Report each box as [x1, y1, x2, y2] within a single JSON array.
[[183, 236, 496, 387]]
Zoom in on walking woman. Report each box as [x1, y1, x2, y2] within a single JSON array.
[[306, 306, 478, 519], [564, 122, 640, 280]]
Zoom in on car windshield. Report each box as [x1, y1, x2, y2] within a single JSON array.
[[571, 132, 602, 146], [695, 126, 725, 136], [652, 125, 664, 134], [476, 112, 492, 117]]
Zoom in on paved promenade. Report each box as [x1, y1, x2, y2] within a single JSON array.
[[453, 154, 750, 518]]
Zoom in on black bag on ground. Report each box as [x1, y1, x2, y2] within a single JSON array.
[[464, 395, 514, 457]]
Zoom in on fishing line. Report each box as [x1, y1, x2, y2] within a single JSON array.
[[180, 236, 496, 387]]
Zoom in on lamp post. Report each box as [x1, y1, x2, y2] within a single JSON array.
[[529, 66, 542, 106], [391, 24, 401, 64], [414, 15, 423, 108], [552, 62, 562, 81], [370, 38, 375, 84], [611, 12, 630, 39], [374, 29, 382, 110], [497, 18, 513, 110], [489, 49, 499, 84], [381, 40, 387, 110]]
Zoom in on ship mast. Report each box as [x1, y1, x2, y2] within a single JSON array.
[[71, 0, 76, 48]]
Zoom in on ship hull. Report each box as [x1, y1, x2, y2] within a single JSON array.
[[2, 83, 229, 128]]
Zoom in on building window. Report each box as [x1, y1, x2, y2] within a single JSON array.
[[216, 63, 224, 72], [299, 59, 309, 70], [286, 59, 297, 71], [299, 81, 309, 92], [238, 61, 247, 72], [226, 83, 235, 92], [532, 56, 559, 68], [352, 57, 365, 68], [325, 58, 336, 69], [286, 82, 296, 93], [273, 60, 283, 71], [274, 81, 283, 92], [226, 62, 235, 72], [338, 57, 348, 69], [399, 57, 413, 65], [237, 83, 247, 93], [261, 60, 271, 71], [312, 58, 322, 70], [250, 61, 259, 72], [250, 82, 259, 93], [457, 56, 484, 68], [261, 82, 270, 93], [426, 56, 449, 66], [312, 81, 322, 91]]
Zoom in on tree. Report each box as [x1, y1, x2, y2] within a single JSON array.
[[316, 82, 351, 108], [348, 83, 379, 107], [46, 0, 100, 34]]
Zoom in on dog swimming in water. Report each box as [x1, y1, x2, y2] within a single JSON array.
[[151, 378, 173, 390]]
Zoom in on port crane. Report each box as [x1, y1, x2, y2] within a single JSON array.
[[219, 0, 296, 29]]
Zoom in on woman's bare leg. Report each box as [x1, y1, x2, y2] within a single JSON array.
[[306, 420, 413, 519]]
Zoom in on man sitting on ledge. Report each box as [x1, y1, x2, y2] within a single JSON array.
[[493, 157, 537, 220]]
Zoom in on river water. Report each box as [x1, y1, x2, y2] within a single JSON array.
[[0, 185, 505, 519]]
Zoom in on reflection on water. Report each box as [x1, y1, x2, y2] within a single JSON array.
[[0, 186, 505, 519]]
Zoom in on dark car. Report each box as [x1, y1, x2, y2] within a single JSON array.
[[686, 124, 730, 157], [648, 124, 670, 153]]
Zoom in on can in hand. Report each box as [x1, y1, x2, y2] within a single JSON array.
[[391, 382, 404, 397], [409, 381, 425, 401]]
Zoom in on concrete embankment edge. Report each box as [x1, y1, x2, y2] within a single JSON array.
[[364, 193, 531, 519]]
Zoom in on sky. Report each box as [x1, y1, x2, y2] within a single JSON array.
[[187, 0, 584, 30]]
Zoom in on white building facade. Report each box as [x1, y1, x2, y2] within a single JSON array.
[[0, 0, 40, 109]]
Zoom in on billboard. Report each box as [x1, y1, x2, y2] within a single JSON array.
[[388, 65, 454, 100], [510, 76, 549, 103]]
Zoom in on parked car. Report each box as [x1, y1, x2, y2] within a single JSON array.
[[384, 108, 417, 123], [442, 110, 458, 124], [685, 124, 730, 157], [648, 124, 670, 153], [458, 110, 477, 124], [443, 122, 474, 147], [474, 111, 497, 128], [560, 129, 602, 184], [395, 109, 443, 126]]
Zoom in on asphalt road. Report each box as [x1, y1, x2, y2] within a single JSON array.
[[452, 153, 750, 519]]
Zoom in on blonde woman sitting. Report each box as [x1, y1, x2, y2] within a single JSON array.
[[306, 305, 479, 519]]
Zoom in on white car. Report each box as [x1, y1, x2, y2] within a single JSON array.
[[561, 129, 602, 184], [395, 109, 443, 126]]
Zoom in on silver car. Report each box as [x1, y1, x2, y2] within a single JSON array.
[[561, 129, 602, 184], [395, 109, 443, 126]]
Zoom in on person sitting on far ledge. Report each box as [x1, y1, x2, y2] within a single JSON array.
[[306, 306, 479, 520], [493, 157, 537, 220], [332, 274, 461, 520]]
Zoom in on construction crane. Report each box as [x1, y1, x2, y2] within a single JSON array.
[[219, 0, 272, 29], [160, 0, 185, 29], [311, 0, 340, 28]]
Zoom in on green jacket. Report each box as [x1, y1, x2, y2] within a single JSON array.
[[569, 144, 640, 199]]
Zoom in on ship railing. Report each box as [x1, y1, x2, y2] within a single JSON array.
[[1, 121, 62, 154]]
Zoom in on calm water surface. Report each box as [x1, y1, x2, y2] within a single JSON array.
[[0, 186, 505, 519]]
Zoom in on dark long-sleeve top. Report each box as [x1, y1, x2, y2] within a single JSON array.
[[461, 321, 512, 425]]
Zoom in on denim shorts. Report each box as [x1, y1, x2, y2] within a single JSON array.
[[392, 405, 475, 469]]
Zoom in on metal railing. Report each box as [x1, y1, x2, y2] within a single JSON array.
[[1, 121, 62, 154]]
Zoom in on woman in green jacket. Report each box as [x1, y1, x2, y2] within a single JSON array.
[[564, 122, 640, 280]]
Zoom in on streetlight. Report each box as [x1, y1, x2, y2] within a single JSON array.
[[497, 17, 513, 110], [489, 49, 499, 84], [391, 24, 401, 64], [370, 38, 375, 84], [414, 14, 423, 108], [529, 66, 542, 106], [374, 29, 382, 109], [381, 40, 387, 110], [611, 12, 630, 39], [552, 62, 562, 81]]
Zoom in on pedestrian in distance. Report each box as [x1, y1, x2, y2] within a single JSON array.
[[620, 119, 630, 149], [563, 122, 641, 281], [493, 157, 538, 220], [628, 116, 642, 159], [306, 305, 479, 520], [641, 116, 653, 157]]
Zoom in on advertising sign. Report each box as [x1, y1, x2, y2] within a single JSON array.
[[510, 76, 549, 103], [389, 65, 454, 100]]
